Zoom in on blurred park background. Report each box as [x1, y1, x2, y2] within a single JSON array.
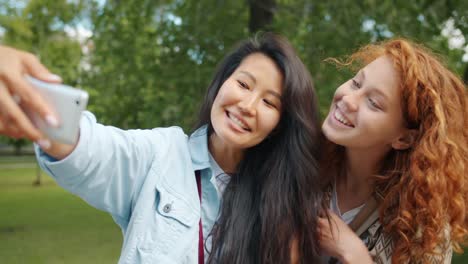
[[0, 0, 466, 263]]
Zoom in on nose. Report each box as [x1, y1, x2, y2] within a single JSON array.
[[238, 94, 258, 116], [340, 93, 359, 112]]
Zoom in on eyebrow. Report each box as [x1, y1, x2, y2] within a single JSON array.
[[371, 88, 389, 101], [267, 90, 282, 100], [238, 70, 282, 100], [239, 71, 257, 84], [359, 69, 391, 102], [358, 69, 366, 80]]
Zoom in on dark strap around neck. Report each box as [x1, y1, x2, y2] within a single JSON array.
[[195, 170, 204, 264], [348, 194, 379, 233]]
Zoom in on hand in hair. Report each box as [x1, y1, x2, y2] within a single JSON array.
[[318, 211, 372, 264]]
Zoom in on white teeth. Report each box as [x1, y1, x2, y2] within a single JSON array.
[[229, 113, 249, 130], [334, 110, 352, 126]]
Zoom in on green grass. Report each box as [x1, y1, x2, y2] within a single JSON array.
[[0, 158, 467, 263], [0, 155, 36, 164], [0, 165, 122, 264]]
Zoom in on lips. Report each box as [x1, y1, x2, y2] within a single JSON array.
[[226, 111, 251, 132], [333, 105, 354, 127]]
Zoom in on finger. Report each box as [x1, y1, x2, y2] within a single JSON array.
[[326, 209, 337, 217], [317, 227, 333, 241], [0, 117, 24, 139], [19, 52, 62, 83], [5, 128, 25, 139], [318, 217, 330, 227], [0, 119, 3, 132], [1, 73, 59, 127], [0, 85, 44, 141]]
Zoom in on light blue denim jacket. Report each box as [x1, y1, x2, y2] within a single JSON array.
[[35, 111, 223, 263]]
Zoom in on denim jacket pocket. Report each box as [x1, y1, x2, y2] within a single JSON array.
[[135, 186, 198, 261], [155, 185, 198, 227]]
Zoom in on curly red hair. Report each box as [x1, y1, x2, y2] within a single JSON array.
[[327, 39, 467, 263]]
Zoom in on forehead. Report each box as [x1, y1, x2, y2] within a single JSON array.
[[234, 53, 284, 93], [361, 56, 400, 101]]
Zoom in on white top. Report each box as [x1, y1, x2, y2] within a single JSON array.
[[321, 185, 365, 263], [330, 184, 365, 224], [208, 152, 231, 198]]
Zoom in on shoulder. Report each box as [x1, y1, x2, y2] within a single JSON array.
[[150, 126, 187, 140], [147, 126, 194, 164], [148, 126, 190, 153], [82, 111, 188, 142]]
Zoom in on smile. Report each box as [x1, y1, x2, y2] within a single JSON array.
[[333, 107, 354, 127], [227, 111, 251, 132]]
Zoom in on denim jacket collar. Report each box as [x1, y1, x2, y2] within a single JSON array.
[[188, 125, 211, 171]]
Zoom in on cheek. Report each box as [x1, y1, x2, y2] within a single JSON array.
[[359, 112, 401, 141], [214, 84, 240, 106], [211, 90, 228, 122], [213, 88, 227, 106], [258, 108, 281, 135]]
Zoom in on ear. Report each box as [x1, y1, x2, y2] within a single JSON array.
[[391, 129, 418, 150]]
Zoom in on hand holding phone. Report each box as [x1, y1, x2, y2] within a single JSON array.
[[23, 76, 89, 144]]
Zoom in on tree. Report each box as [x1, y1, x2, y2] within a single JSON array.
[[271, 0, 467, 112], [83, 0, 249, 130], [1, 0, 466, 132], [249, 0, 277, 33]]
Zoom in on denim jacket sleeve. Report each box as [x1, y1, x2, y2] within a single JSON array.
[[35, 111, 174, 225]]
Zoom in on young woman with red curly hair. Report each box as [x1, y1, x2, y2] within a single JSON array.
[[318, 39, 467, 263]]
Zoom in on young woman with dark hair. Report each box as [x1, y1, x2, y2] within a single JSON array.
[[318, 39, 467, 264], [0, 33, 324, 263]]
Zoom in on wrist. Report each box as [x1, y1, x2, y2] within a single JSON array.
[[338, 243, 372, 264]]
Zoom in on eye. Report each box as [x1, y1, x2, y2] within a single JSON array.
[[368, 98, 380, 110], [263, 99, 277, 109], [352, 79, 361, 89], [237, 80, 249, 90]]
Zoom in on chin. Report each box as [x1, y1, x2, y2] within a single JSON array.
[[321, 122, 333, 139], [322, 128, 342, 146], [217, 131, 245, 148]]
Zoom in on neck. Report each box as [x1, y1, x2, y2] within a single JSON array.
[[209, 133, 244, 173], [335, 146, 390, 211]]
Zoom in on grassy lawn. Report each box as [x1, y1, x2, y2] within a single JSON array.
[[0, 163, 122, 264], [0, 157, 467, 263]]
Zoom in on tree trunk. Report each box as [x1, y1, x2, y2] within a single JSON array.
[[33, 162, 42, 186], [14, 145, 22, 156], [248, 0, 276, 33]]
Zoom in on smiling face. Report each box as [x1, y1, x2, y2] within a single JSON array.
[[210, 53, 283, 150], [322, 56, 410, 151]]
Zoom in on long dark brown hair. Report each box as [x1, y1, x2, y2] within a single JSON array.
[[194, 33, 324, 263]]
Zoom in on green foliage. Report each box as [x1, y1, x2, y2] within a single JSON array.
[[83, 0, 249, 129], [273, 0, 467, 115], [0, 0, 88, 149], [0, 0, 89, 82], [0, 0, 466, 132]]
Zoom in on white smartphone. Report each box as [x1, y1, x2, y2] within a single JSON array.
[[23, 76, 89, 144]]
